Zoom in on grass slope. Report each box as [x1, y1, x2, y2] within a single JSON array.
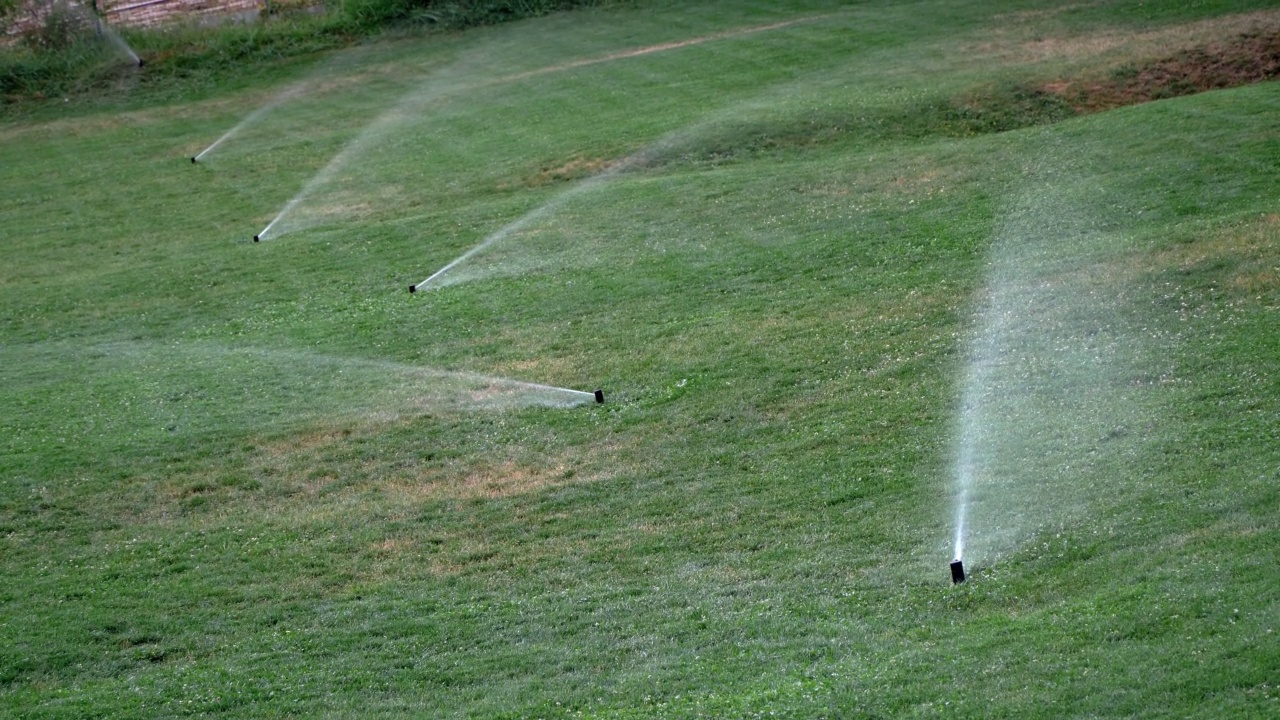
[[1, 1, 1278, 716]]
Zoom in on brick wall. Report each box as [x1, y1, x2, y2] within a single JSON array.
[[4, 0, 265, 42], [100, 0, 262, 28]]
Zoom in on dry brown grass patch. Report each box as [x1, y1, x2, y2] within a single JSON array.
[[371, 536, 416, 555], [520, 156, 614, 187], [384, 460, 571, 503], [259, 427, 352, 458], [1054, 214, 1280, 302], [1151, 218, 1280, 297]]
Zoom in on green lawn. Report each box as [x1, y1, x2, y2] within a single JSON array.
[[2, 1, 1278, 716]]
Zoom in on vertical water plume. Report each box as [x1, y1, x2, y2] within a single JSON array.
[[951, 149, 1159, 568]]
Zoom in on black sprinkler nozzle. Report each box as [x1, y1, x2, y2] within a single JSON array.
[[409, 284, 417, 293], [191, 156, 197, 164], [950, 559, 966, 584], [594, 389, 604, 404], [253, 235, 260, 242]]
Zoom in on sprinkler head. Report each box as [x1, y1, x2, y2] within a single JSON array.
[[594, 389, 604, 404], [137, 58, 145, 68], [191, 156, 197, 164], [409, 284, 417, 293], [950, 559, 966, 584], [253, 235, 260, 242]]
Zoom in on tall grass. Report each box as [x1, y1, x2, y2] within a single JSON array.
[[338, 0, 610, 30]]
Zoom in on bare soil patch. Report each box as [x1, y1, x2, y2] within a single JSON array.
[[936, 11, 1280, 140], [1045, 26, 1280, 113]]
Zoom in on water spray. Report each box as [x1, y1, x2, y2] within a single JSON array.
[[192, 131, 236, 164], [191, 80, 314, 165], [206, 13, 837, 244], [480, 379, 598, 404], [408, 153, 647, 291], [947, 152, 1123, 581], [253, 214, 283, 242], [410, 237, 499, 291], [952, 485, 967, 580], [952, 475, 967, 583], [91, 15, 141, 67]]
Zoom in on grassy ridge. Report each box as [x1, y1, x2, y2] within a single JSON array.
[[2, 1, 1279, 716]]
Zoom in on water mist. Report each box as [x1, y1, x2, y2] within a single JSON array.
[[949, 154, 1158, 578]]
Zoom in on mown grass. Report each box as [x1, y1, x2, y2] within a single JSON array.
[[2, 1, 1279, 717]]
